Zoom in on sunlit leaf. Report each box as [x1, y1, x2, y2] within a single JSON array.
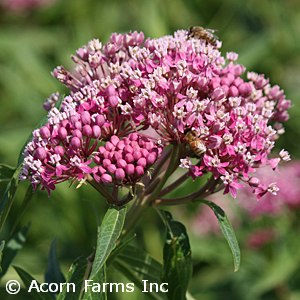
[[89, 205, 127, 279], [0, 224, 30, 278]]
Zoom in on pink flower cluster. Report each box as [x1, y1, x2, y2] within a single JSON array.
[[191, 162, 300, 243], [238, 161, 300, 216], [20, 29, 291, 198], [93, 133, 161, 184], [1, 0, 54, 12]]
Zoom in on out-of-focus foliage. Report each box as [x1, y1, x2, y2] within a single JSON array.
[[0, 0, 300, 299]]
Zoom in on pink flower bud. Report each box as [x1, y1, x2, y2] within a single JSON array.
[[107, 85, 116, 96], [103, 159, 111, 168], [70, 137, 81, 149], [95, 115, 105, 126], [93, 156, 101, 164], [124, 145, 133, 153], [129, 133, 138, 141], [147, 153, 157, 164], [74, 121, 82, 130], [228, 86, 239, 97], [72, 129, 82, 139], [233, 78, 243, 87], [58, 127, 68, 139], [98, 146, 106, 154], [221, 85, 229, 96], [40, 126, 50, 139], [81, 111, 91, 124], [92, 125, 101, 139], [249, 177, 260, 187], [113, 151, 122, 161], [111, 135, 120, 146], [116, 141, 125, 150], [135, 166, 144, 176], [133, 151, 142, 160], [108, 95, 119, 107], [212, 87, 225, 101], [107, 164, 117, 173], [98, 166, 107, 174], [117, 159, 127, 168], [103, 151, 110, 159], [125, 153, 134, 163], [54, 146, 65, 156], [115, 168, 125, 180], [207, 135, 222, 149], [125, 164, 135, 175], [141, 149, 149, 157], [137, 157, 147, 167], [239, 82, 252, 96], [101, 173, 112, 183], [82, 125, 92, 137], [105, 142, 114, 151], [35, 147, 47, 160], [145, 142, 154, 150]]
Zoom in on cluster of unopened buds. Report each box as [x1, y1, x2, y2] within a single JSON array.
[[20, 28, 291, 206]]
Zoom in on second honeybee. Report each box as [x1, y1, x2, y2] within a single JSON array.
[[184, 130, 206, 157]]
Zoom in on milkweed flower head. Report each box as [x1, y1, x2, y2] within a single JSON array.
[[20, 29, 291, 201]]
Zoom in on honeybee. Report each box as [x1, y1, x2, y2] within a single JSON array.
[[188, 26, 218, 46], [184, 130, 207, 157]]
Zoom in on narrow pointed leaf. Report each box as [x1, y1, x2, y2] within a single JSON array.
[[89, 205, 127, 279], [200, 199, 241, 272], [114, 259, 165, 300], [83, 264, 107, 300], [14, 266, 53, 300], [45, 240, 65, 286], [57, 257, 88, 300], [117, 244, 163, 283]]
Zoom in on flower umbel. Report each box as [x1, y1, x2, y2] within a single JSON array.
[[20, 29, 291, 203]]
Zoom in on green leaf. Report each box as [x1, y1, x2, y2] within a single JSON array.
[[45, 240, 65, 287], [200, 199, 241, 272], [114, 259, 165, 300], [160, 211, 192, 300], [117, 244, 163, 283], [83, 264, 107, 300], [14, 266, 53, 300], [0, 240, 5, 273], [0, 166, 21, 231], [89, 206, 127, 279], [57, 257, 88, 300], [106, 234, 136, 267], [0, 224, 30, 278], [0, 164, 15, 183]]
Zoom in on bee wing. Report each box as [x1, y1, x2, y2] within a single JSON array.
[[205, 28, 219, 39]]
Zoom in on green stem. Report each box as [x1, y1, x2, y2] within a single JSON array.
[[145, 144, 181, 202], [158, 171, 190, 198]]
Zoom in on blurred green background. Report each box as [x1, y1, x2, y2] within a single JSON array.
[[0, 0, 300, 299]]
